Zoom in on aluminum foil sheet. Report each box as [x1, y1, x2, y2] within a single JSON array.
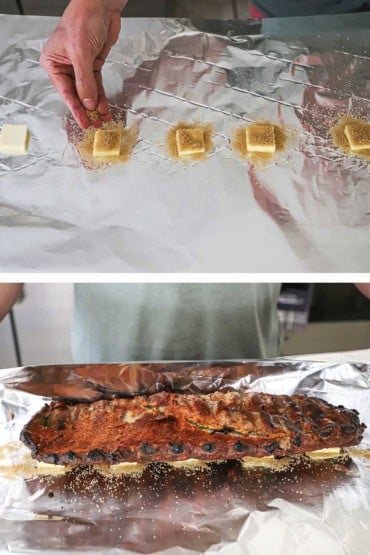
[[1, 359, 370, 554], [0, 14, 369, 272]]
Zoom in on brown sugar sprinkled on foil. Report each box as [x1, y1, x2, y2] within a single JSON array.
[[76, 122, 138, 170], [32, 454, 358, 523], [69, 110, 138, 170], [232, 122, 289, 167], [331, 115, 370, 161], [167, 121, 214, 161]]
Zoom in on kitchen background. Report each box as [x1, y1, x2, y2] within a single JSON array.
[[0, 284, 369, 367], [1, 1, 249, 18]]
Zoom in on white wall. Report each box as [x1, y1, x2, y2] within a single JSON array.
[[0, 284, 73, 368]]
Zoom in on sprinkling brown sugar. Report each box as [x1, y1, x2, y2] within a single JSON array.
[[86, 109, 101, 123], [75, 121, 138, 170]]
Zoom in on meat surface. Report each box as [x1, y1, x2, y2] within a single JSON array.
[[21, 391, 366, 466]]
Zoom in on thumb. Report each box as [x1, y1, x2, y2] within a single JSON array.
[[72, 56, 98, 111]]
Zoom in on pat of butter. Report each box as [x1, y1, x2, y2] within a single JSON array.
[[176, 128, 205, 156], [93, 129, 121, 157], [0, 124, 30, 155], [242, 455, 290, 470], [168, 458, 207, 470], [246, 124, 276, 153], [306, 447, 342, 460], [344, 123, 370, 151], [100, 462, 144, 476]]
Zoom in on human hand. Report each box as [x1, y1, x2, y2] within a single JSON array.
[[0, 284, 22, 323], [354, 284, 370, 300], [40, 0, 127, 129]]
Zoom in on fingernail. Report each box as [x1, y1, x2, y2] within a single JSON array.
[[82, 98, 96, 110]]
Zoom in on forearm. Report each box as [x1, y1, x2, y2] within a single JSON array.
[[42, 0, 127, 128], [0, 284, 22, 323], [354, 283, 370, 300], [67, 0, 128, 13], [103, 0, 128, 10]]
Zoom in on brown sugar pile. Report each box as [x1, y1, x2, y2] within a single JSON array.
[[232, 122, 289, 167], [75, 119, 138, 170], [166, 121, 214, 161], [331, 115, 370, 161]]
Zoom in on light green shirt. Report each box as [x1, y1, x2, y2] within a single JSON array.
[[72, 284, 281, 362]]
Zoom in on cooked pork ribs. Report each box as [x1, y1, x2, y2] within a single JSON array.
[[21, 391, 365, 466]]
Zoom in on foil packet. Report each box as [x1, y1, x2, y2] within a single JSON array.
[[0, 14, 369, 272], [0, 359, 370, 554]]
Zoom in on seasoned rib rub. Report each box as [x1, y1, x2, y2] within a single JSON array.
[[21, 392, 365, 466]]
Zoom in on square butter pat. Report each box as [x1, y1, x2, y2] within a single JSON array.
[[176, 128, 205, 156], [344, 123, 370, 151], [93, 129, 121, 157], [0, 124, 30, 155], [246, 124, 276, 153]]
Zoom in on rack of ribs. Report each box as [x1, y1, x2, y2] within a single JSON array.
[[20, 391, 365, 466]]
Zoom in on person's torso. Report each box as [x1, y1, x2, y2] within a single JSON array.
[[72, 283, 281, 362]]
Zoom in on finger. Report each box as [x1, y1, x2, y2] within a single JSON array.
[[108, 14, 121, 49], [48, 66, 90, 129], [72, 55, 98, 112], [99, 15, 121, 61], [92, 117, 103, 128], [95, 69, 109, 115]]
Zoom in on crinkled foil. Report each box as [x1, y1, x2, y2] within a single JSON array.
[[0, 14, 369, 271], [1, 360, 370, 554]]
